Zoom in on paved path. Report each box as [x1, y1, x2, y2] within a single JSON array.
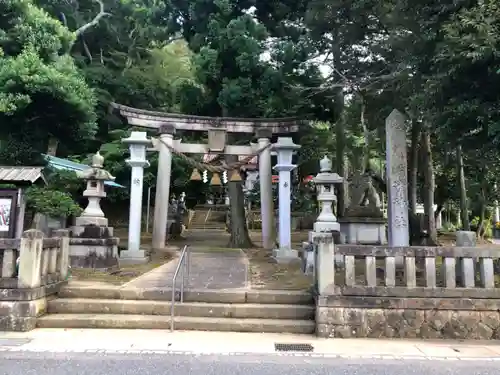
[[1, 351, 499, 375], [2, 329, 500, 362], [123, 247, 248, 290]]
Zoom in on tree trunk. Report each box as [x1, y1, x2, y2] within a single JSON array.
[[225, 150, 253, 249], [335, 103, 347, 218], [434, 204, 444, 219], [46, 137, 59, 156], [456, 144, 470, 230], [494, 184, 500, 223], [409, 120, 420, 214], [477, 171, 487, 239], [421, 128, 437, 244], [359, 93, 370, 172]]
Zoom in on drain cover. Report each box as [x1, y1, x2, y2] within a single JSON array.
[[0, 338, 32, 347], [274, 343, 314, 352]]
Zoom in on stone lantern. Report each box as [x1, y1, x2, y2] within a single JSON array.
[[312, 156, 343, 234], [71, 151, 120, 269], [272, 137, 301, 262], [302, 156, 343, 276], [75, 151, 115, 227]]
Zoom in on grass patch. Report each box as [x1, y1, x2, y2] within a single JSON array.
[[69, 250, 175, 286], [245, 248, 313, 291]]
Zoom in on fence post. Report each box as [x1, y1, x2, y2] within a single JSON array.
[[313, 232, 335, 294], [53, 229, 70, 281], [1, 240, 17, 278], [18, 229, 44, 288]]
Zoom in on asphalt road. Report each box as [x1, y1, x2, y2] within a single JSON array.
[[0, 352, 497, 375]]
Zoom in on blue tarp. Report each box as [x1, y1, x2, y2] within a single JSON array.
[[44, 155, 125, 188]]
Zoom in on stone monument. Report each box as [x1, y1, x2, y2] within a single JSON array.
[[69, 152, 120, 269], [273, 137, 300, 262], [120, 131, 151, 264], [385, 109, 409, 247], [339, 171, 387, 245]]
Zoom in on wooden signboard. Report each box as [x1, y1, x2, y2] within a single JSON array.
[[0, 189, 18, 239]]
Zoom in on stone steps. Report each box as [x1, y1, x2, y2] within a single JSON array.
[[47, 298, 315, 320], [189, 224, 226, 229], [59, 286, 314, 305], [37, 313, 315, 334], [40, 286, 315, 334], [188, 210, 226, 229]]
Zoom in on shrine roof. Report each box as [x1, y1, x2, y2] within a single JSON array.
[[44, 155, 124, 188], [0, 166, 45, 184], [111, 103, 304, 133]]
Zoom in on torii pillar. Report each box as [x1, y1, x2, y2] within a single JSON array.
[[256, 127, 275, 249], [152, 124, 175, 249]]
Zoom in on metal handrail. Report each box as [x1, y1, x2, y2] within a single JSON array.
[[170, 244, 191, 332], [187, 210, 196, 228], [203, 208, 211, 229]]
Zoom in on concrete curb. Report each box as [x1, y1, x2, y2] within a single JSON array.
[[0, 346, 500, 361]]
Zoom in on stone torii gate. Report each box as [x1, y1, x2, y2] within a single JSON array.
[[111, 103, 302, 250]]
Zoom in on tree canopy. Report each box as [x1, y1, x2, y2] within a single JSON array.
[[0, 0, 96, 165], [1, 0, 500, 243]]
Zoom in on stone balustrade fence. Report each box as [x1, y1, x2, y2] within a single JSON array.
[[314, 234, 500, 340], [0, 229, 70, 288], [0, 229, 70, 331], [333, 245, 498, 295]]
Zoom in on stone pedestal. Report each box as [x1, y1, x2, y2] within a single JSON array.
[[456, 230, 476, 247], [272, 137, 300, 262], [338, 217, 387, 245], [119, 249, 148, 265], [70, 225, 120, 269]]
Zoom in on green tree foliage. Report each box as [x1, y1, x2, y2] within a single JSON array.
[[26, 186, 82, 218], [0, 0, 97, 165], [4, 0, 500, 238]]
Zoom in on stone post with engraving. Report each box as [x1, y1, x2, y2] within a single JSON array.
[[121, 131, 151, 263], [273, 137, 300, 262], [385, 109, 410, 247]]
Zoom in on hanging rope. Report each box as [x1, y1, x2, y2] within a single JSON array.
[[156, 137, 271, 173]]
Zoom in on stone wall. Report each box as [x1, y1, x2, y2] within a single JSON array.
[[0, 283, 66, 331], [316, 295, 500, 340]]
